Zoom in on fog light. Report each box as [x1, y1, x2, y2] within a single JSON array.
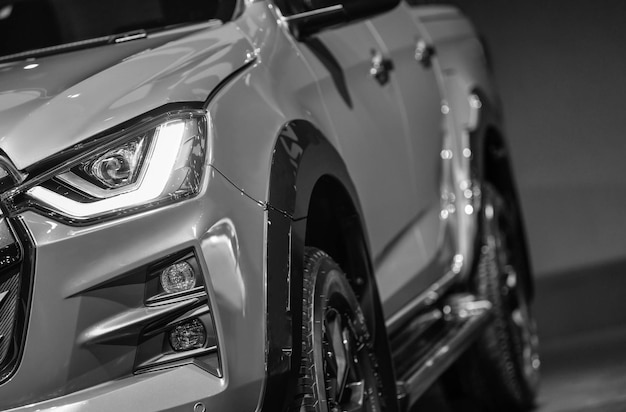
[[160, 261, 196, 294], [169, 319, 206, 352]]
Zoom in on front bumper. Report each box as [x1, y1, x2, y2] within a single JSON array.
[[5, 365, 242, 412], [0, 168, 267, 411]]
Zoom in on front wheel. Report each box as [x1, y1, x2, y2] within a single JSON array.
[[290, 247, 386, 412]]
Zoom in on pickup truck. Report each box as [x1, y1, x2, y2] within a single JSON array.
[[0, 0, 539, 410]]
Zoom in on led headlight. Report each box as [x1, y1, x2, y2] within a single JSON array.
[[14, 110, 208, 224]]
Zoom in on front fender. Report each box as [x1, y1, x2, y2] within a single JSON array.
[[263, 119, 361, 410]]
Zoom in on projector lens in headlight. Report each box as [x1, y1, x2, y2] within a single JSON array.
[[88, 135, 148, 189]]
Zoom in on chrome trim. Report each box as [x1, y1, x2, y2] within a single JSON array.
[[443, 294, 492, 320], [282, 4, 344, 24], [398, 297, 493, 408], [385, 267, 459, 335], [113, 31, 147, 44]]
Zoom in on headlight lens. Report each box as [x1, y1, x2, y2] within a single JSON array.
[[15, 110, 208, 224], [83, 134, 148, 189]]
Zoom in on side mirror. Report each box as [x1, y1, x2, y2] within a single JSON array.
[[283, 0, 400, 40]]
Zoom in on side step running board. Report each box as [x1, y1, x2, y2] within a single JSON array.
[[394, 295, 493, 411]]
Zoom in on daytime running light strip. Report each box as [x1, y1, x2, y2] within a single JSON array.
[[27, 121, 186, 219]]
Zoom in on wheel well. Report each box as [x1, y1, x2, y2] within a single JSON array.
[[483, 127, 516, 202], [303, 174, 400, 411], [482, 127, 535, 300], [305, 175, 366, 294]]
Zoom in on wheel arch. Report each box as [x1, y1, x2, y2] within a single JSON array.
[[469, 90, 535, 301], [262, 119, 398, 411]]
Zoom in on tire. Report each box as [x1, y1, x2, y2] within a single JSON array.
[[290, 247, 386, 412], [453, 184, 540, 411]]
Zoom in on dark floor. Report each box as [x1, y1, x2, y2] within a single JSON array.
[[535, 328, 626, 412], [533, 260, 626, 412], [409, 259, 626, 412], [410, 326, 626, 411]]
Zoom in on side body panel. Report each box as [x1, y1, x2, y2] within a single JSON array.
[[303, 22, 418, 252], [368, 3, 456, 318], [216, 3, 412, 410], [409, 6, 499, 276], [214, 5, 351, 410]]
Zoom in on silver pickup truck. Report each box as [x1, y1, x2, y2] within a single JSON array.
[[0, 0, 539, 410]]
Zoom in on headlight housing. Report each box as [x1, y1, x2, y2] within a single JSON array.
[[4, 109, 208, 225]]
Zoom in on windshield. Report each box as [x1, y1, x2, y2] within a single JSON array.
[[0, 0, 238, 60]]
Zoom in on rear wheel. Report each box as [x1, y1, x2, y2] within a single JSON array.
[[452, 185, 540, 410], [291, 247, 385, 412]]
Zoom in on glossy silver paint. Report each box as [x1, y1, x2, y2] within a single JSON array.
[[1, 168, 267, 410], [0, 1, 497, 410], [0, 21, 253, 170]]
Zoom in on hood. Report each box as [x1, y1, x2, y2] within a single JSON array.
[[0, 22, 254, 170]]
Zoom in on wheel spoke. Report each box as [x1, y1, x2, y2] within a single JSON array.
[[326, 310, 349, 399], [324, 307, 370, 411]]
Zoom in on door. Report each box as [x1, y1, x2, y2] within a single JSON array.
[[299, 20, 420, 263], [369, 3, 455, 317]]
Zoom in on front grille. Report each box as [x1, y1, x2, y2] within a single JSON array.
[[0, 271, 19, 365], [0, 216, 27, 384], [0, 158, 29, 384]]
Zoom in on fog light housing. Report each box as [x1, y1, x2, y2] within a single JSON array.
[[169, 319, 206, 352], [160, 262, 196, 294]]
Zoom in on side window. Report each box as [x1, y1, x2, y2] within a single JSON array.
[[275, 0, 399, 17], [273, 0, 337, 15], [0, 0, 62, 55], [301, 0, 338, 10], [404, 0, 443, 5], [271, 0, 296, 15], [274, 0, 400, 39]]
